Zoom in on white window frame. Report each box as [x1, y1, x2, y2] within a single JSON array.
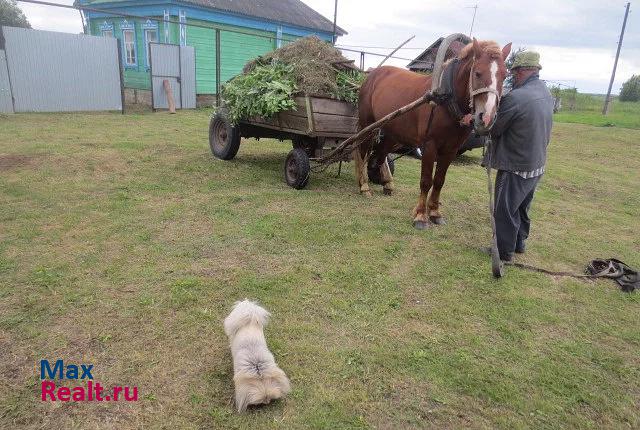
[[143, 20, 159, 69], [179, 10, 186, 46], [120, 20, 137, 68], [100, 21, 114, 37]]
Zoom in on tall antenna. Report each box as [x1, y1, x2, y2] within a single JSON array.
[[468, 4, 478, 37], [332, 0, 338, 45]]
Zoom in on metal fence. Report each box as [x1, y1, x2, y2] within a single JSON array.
[[150, 43, 196, 110], [0, 26, 123, 113]]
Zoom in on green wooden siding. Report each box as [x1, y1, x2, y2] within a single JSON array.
[[220, 29, 275, 83], [186, 19, 275, 94], [186, 24, 216, 94], [282, 33, 302, 47]]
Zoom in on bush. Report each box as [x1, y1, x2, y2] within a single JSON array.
[[221, 62, 298, 125], [619, 75, 640, 102]]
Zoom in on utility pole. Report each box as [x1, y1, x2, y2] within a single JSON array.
[[468, 4, 478, 37], [332, 0, 338, 45], [603, 2, 630, 115]]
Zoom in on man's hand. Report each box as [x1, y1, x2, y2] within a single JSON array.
[[459, 113, 473, 127]]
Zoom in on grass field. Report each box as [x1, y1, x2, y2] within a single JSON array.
[[552, 94, 640, 129], [1, 110, 639, 429]]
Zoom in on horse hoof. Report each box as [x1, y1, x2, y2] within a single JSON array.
[[429, 216, 446, 225], [413, 220, 429, 230], [361, 190, 372, 198], [383, 188, 393, 196]]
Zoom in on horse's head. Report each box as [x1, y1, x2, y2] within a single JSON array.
[[464, 39, 512, 134]]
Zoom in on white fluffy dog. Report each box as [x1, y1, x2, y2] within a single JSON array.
[[223, 300, 291, 412]]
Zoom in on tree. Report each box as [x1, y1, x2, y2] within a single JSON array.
[[619, 75, 640, 102], [0, 0, 31, 29], [504, 46, 526, 91]]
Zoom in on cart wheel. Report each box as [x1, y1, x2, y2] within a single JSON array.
[[292, 136, 316, 157], [368, 155, 395, 185], [209, 112, 240, 160], [284, 148, 310, 189]]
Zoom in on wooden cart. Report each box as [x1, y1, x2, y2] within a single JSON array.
[[208, 95, 393, 189]]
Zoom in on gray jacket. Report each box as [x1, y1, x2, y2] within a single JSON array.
[[485, 74, 554, 172]]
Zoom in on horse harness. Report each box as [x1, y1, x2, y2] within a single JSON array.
[[431, 56, 503, 129]]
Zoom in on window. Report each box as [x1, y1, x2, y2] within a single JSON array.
[[123, 29, 136, 66], [145, 29, 158, 45], [144, 29, 158, 67], [100, 21, 114, 37]]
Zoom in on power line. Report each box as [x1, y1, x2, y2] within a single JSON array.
[[337, 44, 426, 50], [16, 0, 415, 63]]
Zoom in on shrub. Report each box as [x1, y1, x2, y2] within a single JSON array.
[[619, 75, 640, 102]]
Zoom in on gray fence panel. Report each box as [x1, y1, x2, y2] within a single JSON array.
[[152, 76, 181, 109], [179, 46, 196, 109], [150, 43, 195, 110], [2, 26, 122, 112], [151, 44, 180, 78], [0, 50, 13, 113]]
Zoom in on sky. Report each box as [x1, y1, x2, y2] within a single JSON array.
[[16, 0, 639, 94]]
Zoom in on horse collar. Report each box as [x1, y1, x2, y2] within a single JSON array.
[[437, 58, 469, 124]]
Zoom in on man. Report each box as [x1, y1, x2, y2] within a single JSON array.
[[484, 51, 554, 262]]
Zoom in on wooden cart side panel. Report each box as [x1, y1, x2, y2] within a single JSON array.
[[312, 113, 358, 134], [246, 96, 358, 137], [293, 97, 357, 117]]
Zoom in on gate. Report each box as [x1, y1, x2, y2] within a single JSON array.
[[149, 43, 196, 110]]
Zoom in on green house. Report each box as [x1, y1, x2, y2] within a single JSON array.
[[78, 0, 346, 104]]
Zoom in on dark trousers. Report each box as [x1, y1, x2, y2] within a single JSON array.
[[494, 170, 541, 260]]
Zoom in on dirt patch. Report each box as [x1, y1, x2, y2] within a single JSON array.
[[0, 154, 33, 171]]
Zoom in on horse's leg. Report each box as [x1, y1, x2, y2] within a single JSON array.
[[374, 144, 394, 195], [413, 141, 436, 230], [352, 140, 372, 197], [427, 150, 457, 225]]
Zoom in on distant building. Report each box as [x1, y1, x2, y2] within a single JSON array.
[[77, 0, 346, 103], [406, 37, 466, 74]]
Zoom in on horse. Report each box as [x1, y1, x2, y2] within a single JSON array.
[[355, 39, 512, 229]]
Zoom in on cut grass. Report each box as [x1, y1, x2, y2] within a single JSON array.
[[0, 111, 638, 429]]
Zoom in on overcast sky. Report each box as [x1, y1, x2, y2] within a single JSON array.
[[17, 0, 639, 94]]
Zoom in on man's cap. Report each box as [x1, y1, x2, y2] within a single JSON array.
[[511, 51, 542, 70]]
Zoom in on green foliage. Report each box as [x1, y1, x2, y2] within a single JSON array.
[[504, 46, 526, 90], [221, 62, 298, 124], [331, 70, 366, 105], [619, 75, 640, 102], [0, 0, 30, 28]]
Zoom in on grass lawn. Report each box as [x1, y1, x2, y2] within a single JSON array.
[[0, 110, 638, 429], [553, 97, 640, 129]]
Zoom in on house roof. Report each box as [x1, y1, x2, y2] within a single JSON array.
[[82, 0, 347, 35], [407, 37, 466, 71]]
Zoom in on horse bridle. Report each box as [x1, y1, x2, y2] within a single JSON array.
[[434, 57, 501, 131], [467, 56, 502, 133]]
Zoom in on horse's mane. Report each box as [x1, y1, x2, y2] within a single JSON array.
[[459, 40, 502, 60]]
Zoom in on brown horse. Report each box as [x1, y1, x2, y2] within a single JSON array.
[[355, 39, 511, 229]]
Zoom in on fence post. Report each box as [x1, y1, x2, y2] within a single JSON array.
[[117, 39, 125, 114], [215, 29, 221, 107], [360, 51, 365, 70]]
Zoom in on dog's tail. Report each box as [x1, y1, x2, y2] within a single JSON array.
[[224, 299, 270, 337]]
